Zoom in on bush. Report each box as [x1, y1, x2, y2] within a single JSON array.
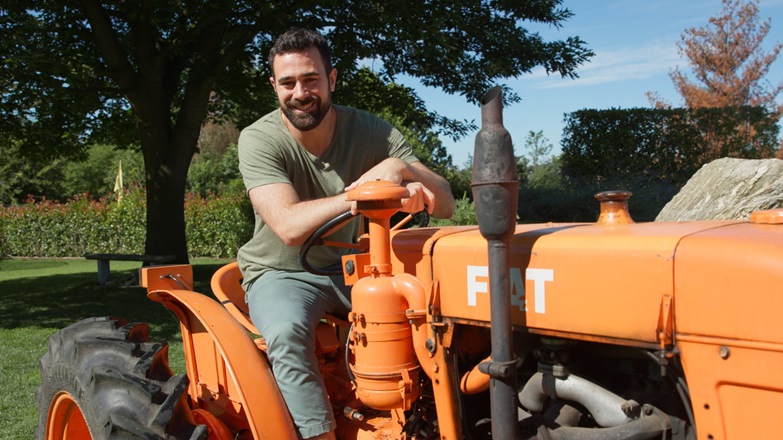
[[431, 194, 477, 226], [187, 143, 245, 197], [186, 191, 254, 258], [0, 187, 254, 258]]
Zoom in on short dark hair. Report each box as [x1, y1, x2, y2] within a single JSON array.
[[268, 28, 332, 76]]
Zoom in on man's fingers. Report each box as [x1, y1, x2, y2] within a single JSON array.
[[399, 183, 435, 214]]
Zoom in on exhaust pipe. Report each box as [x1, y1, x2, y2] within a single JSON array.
[[471, 86, 520, 440], [519, 371, 638, 427]]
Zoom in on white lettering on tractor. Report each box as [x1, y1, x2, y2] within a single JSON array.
[[526, 268, 554, 314], [467, 266, 554, 314], [467, 265, 488, 306]]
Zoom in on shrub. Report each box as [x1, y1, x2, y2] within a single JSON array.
[[186, 191, 254, 258], [430, 194, 477, 226], [0, 187, 254, 258]]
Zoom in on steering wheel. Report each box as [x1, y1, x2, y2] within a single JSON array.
[[298, 208, 430, 276], [298, 211, 359, 276]]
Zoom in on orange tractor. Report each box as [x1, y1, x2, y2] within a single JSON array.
[[37, 88, 783, 439]]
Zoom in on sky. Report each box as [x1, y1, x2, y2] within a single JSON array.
[[399, 0, 783, 166]]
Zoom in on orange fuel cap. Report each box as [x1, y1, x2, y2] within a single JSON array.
[[749, 208, 783, 224]]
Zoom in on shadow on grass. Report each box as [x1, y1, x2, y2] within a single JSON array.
[[0, 263, 227, 342]]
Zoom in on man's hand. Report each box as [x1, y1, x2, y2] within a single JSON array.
[[401, 182, 434, 214], [345, 158, 455, 219], [345, 158, 407, 191]]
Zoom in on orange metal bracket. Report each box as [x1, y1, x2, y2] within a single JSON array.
[[657, 294, 674, 349]]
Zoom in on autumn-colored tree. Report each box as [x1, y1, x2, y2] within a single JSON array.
[[647, 0, 783, 159]]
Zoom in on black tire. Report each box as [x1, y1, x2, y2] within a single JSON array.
[[36, 316, 207, 440]]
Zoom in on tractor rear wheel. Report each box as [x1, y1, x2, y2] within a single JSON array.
[[36, 317, 207, 440]]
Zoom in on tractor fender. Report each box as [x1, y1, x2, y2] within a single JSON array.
[[148, 289, 298, 440]]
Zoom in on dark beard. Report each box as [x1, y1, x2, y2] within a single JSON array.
[[281, 96, 331, 131]]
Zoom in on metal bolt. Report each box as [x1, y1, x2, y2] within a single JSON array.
[[425, 338, 436, 354], [718, 346, 731, 359], [344, 260, 355, 275]]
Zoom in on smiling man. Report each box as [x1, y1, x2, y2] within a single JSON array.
[[236, 28, 455, 440]]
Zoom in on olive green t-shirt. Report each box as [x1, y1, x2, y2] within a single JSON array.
[[237, 105, 418, 289]]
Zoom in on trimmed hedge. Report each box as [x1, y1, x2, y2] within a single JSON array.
[[0, 185, 484, 259], [0, 187, 253, 258], [185, 191, 254, 258], [561, 106, 781, 188]]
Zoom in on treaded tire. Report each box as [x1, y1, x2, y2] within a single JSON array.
[[36, 317, 207, 440]]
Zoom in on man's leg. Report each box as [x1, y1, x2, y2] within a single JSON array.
[[245, 270, 350, 439]]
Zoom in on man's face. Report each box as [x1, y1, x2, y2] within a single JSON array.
[[270, 47, 336, 131]]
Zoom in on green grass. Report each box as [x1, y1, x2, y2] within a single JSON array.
[[0, 257, 232, 440]]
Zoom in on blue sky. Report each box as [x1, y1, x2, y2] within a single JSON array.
[[400, 0, 783, 166]]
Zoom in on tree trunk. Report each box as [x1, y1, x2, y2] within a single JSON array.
[[140, 120, 197, 264], [145, 163, 190, 264]]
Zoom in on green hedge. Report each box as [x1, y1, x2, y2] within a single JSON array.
[[561, 106, 781, 188], [0, 187, 253, 258], [0, 185, 484, 259], [185, 191, 254, 258]]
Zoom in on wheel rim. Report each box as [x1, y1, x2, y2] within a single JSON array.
[[192, 409, 234, 439], [47, 391, 91, 440]]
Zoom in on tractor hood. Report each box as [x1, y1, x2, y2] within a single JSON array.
[[389, 214, 783, 348]]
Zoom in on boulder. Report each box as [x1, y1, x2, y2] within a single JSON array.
[[655, 158, 783, 222]]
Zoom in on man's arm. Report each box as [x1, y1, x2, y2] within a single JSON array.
[[248, 183, 352, 247], [252, 159, 455, 247]]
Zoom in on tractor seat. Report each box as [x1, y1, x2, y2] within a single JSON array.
[[210, 262, 351, 338], [211, 261, 260, 335]]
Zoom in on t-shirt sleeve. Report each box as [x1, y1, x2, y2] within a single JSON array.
[[237, 125, 292, 192], [386, 125, 420, 165]]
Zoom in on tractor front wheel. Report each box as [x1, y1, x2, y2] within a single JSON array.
[[36, 317, 206, 440]]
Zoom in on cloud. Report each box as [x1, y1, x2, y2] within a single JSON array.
[[530, 40, 683, 89]]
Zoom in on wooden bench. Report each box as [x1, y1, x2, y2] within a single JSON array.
[[83, 253, 177, 285]]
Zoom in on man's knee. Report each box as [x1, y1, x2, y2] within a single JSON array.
[[261, 321, 314, 352]]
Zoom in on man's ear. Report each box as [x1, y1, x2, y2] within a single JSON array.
[[329, 68, 337, 92], [269, 76, 276, 91]]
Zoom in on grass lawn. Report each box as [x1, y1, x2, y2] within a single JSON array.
[[0, 257, 232, 440]]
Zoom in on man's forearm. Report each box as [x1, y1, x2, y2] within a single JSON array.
[[250, 186, 353, 247], [404, 162, 455, 219]]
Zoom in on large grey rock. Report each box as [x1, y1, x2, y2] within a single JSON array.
[[655, 158, 783, 222]]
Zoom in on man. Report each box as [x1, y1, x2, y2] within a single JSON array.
[[237, 28, 455, 440]]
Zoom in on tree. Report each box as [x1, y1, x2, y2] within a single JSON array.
[[647, 0, 783, 158], [1, 0, 593, 262], [520, 130, 560, 189], [521, 130, 553, 167], [0, 140, 67, 204]]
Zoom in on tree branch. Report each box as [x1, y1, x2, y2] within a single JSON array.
[[78, 0, 137, 90]]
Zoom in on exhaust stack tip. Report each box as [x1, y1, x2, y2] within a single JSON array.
[[471, 87, 519, 240], [481, 85, 502, 106]]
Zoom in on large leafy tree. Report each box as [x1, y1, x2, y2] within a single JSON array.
[[1, 0, 592, 262]]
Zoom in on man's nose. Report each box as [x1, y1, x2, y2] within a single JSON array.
[[293, 81, 310, 99]]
